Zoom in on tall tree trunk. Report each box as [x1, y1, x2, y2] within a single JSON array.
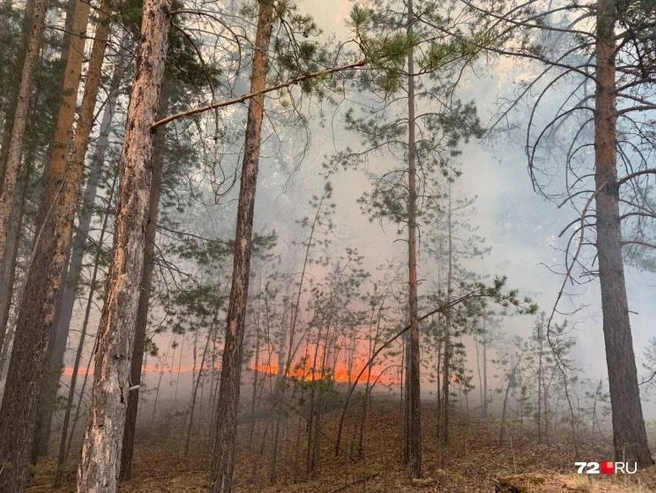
[[537, 320, 543, 442], [439, 183, 453, 459], [404, 0, 422, 479], [482, 319, 488, 419], [0, 0, 94, 486], [0, 0, 48, 299], [594, 0, 652, 468], [119, 82, 170, 480], [33, 0, 111, 459], [76, 0, 171, 488], [475, 336, 483, 415], [209, 2, 274, 491]]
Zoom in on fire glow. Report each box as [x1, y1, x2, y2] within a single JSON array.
[[62, 361, 397, 385], [249, 362, 397, 385]]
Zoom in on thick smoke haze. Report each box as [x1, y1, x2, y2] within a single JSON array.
[[264, 0, 656, 417]]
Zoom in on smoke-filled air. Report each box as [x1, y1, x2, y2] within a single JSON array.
[[1, 0, 656, 491]]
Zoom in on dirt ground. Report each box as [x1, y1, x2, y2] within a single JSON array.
[[27, 399, 656, 492]]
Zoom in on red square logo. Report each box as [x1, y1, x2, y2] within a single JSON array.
[[601, 461, 614, 475]]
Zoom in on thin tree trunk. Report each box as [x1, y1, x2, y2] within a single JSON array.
[[285, 191, 328, 376], [64, 344, 94, 470], [336, 301, 384, 457], [268, 410, 282, 484], [439, 184, 453, 458], [475, 337, 482, 413], [499, 358, 521, 447], [33, 0, 110, 458], [537, 321, 543, 442], [404, 0, 421, 479], [435, 339, 441, 432], [150, 337, 173, 423], [305, 323, 323, 477], [184, 314, 219, 457], [293, 416, 302, 481], [357, 355, 374, 457], [482, 321, 488, 419], [174, 334, 184, 401], [594, 0, 653, 468], [209, 2, 274, 491], [268, 185, 331, 480], [401, 329, 407, 457], [76, 0, 171, 488]]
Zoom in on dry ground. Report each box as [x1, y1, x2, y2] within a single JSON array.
[[28, 398, 656, 492]]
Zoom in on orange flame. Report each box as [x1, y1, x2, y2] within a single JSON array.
[[249, 362, 395, 385]]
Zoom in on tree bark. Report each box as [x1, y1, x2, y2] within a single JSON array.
[[119, 83, 169, 481], [594, 0, 653, 468], [76, 0, 171, 489], [404, 0, 422, 480], [209, 2, 274, 491]]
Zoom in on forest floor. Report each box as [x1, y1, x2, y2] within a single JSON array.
[[28, 397, 656, 492]]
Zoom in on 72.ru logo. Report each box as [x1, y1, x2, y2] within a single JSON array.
[[575, 462, 638, 475]]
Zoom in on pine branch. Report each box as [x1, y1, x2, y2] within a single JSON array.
[[152, 59, 367, 128]]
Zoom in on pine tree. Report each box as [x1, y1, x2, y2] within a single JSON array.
[[210, 2, 275, 491], [337, 0, 486, 477], [76, 0, 172, 488], [462, 0, 655, 466]]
